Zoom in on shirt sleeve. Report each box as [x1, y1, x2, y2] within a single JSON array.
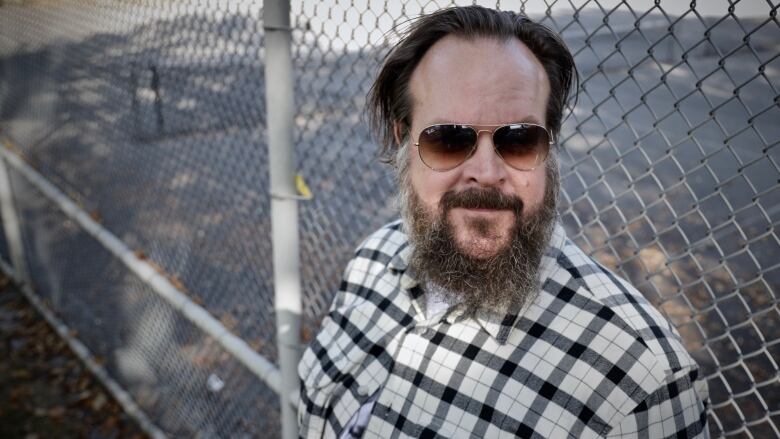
[[607, 366, 710, 438]]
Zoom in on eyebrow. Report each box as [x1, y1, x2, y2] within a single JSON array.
[[426, 116, 545, 126]]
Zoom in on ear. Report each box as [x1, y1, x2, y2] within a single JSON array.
[[392, 121, 405, 147]]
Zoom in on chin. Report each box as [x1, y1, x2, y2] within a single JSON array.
[[453, 228, 513, 260]]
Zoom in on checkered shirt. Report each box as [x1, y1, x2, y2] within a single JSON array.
[[298, 220, 709, 438]]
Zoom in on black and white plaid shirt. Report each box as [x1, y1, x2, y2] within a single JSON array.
[[299, 220, 709, 438]]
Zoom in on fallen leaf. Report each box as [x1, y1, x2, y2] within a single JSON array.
[[91, 393, 108, 411], [12, 369, 31, 379], [9, 386, 29, 402], [301, 325, 313, 343], [169, 275, 187, 292]]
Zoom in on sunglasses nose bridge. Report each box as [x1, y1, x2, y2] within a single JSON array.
[[471, 128, 492, 149], [473, 128, 497, 139], [472, 127, 503, 157], [465, 127, 506, 169]]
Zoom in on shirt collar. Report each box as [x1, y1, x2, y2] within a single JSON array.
[[388, 242, 412, 273], [388, 243, 426, 317], [394, 221, 569, 344]]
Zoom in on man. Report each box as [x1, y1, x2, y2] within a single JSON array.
[[299, 6, 708, 438]]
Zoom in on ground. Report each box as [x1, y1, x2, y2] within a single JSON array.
[[0, 275, 147, 439]]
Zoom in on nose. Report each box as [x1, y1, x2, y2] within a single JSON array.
[[460, 130, 508, 186]]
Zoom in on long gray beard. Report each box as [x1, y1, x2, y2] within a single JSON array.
[[399, 151, 559, 316]]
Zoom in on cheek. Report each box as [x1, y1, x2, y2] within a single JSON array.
[[512, 169, 547, 208], [409, 157, 459, 209]]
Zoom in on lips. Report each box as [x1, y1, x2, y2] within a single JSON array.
[[461, 207, 509, 213]]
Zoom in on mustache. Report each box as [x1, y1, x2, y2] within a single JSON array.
[[439, 187, 524, 216]]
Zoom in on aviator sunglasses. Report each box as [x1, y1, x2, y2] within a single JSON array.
[[413, 123, 554, 172]]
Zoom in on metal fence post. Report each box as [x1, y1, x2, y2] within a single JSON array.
[[0, 153, 30, 286], [263, 1, 302, 438]]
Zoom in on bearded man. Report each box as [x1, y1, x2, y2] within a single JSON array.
[[298, 6, 709, 438]]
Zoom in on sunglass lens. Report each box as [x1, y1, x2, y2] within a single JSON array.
[[418, 124, 477, 171], [493, 124, 549, 170]]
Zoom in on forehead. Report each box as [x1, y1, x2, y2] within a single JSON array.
[[409, 35, 550, 126]]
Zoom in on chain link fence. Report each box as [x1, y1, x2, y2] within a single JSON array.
[[0, 0, 778, 437]]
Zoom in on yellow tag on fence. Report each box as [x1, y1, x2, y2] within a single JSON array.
[[295, 173, 312, 199]]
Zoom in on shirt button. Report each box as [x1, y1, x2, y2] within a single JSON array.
[[357, 385, 370, 396]]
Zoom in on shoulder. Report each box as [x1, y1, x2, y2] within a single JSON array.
[[329, 219, 410, 310], [552, 242, 710, 436], [352, 219, 408, 266], [554, 236, 697, 375], [299, 220, 413, 392], [524, 233, 706, 434]]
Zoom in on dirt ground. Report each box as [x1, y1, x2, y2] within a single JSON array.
[[0, 275, 147, 439]]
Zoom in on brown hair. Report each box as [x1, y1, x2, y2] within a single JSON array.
[[368, 6, 577, 164]]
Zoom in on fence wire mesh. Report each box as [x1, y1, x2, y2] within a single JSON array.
[[0, 0, 778, 437]]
